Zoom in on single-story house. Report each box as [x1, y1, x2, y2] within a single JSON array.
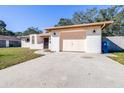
[[0, 35, 21, 48], [21, 21, 113, 53]]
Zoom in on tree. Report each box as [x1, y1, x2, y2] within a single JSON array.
[[23, 27, 42, 36], [72, 8, 98, 24], [0, 20, 15, 36], [0, 20, 43, 36], [4, 30, 15, 36], [15, 32, 23, 36], [0, 20, 7, 35], [55, 18, 73, 27], [55, 6, 124, 36], [96, 6, 124, 36]]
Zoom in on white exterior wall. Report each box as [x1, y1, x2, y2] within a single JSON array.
[[29, 43, 43, 49], [6, 40, 9, 47], [21, 38, 30, 48], [85, 28, 102, 53], [49, 37, 51, 50], [29, 34, 43, 49], [50, 31, 60, 52]]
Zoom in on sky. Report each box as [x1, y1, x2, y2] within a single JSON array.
[[0, 5, 110, 32]]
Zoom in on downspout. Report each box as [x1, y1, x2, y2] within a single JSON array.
[[101, 23, 106, 54], [101, 23, 106, 30]]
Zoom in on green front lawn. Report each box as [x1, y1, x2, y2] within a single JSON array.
[[109, 52, 124, 65], [0, 48, 42, 70]]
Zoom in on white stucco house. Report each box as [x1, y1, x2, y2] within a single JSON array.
[[21, 21, 113, 53]]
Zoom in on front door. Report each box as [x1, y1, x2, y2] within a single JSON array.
[[44, 38, 49, 49]]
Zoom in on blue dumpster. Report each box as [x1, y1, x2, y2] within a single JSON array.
[[102, 41, 109, 53]]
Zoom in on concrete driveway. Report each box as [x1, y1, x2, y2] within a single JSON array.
[[0, 52, 124, 88]]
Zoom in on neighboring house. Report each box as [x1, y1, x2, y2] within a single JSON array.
[[0, 35, 21, 48], [21, 21, 113, 53]]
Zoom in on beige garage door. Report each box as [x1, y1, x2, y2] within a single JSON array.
[[60, 31, 86, 52]]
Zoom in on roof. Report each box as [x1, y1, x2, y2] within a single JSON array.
[[45, 21, 113, 31], [21, 33, 50, 38], [0, 35, 21, 41]]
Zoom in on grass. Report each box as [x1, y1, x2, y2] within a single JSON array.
[[0, 48, 42, 70], [109, 52, 124, 65]]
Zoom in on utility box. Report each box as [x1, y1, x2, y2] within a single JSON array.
[[102, 41, 109, 53]]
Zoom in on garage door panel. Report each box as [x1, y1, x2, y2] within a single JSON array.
[[63, 39, 85, 51], [61, 31, 86, 52], [77, 40, 85, 51], [63, 40, 73, 51]]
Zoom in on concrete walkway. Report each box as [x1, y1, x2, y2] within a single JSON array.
[[0, 52, 124, 88]]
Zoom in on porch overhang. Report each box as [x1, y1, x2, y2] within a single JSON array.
[[38, 33, 51, 37]]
